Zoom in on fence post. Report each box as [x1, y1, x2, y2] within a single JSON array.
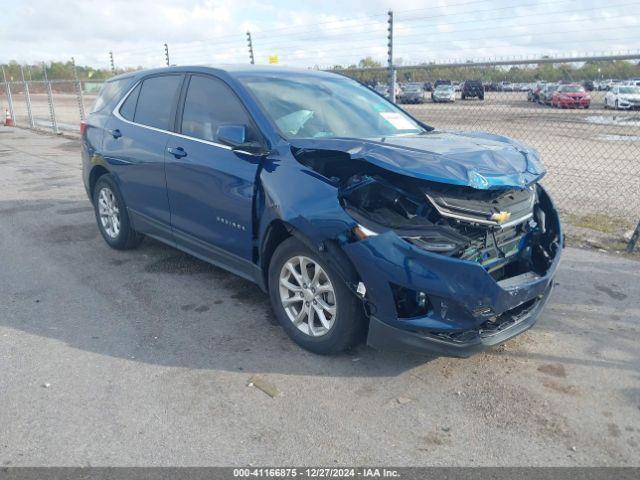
[[246, 32, 255, 65], [387, 10, 395, 103], [42, 63, 59, 134], [1, 65, 16, 125], [164, 43, 170, 67], [20, 65, 34, 128], [109, 51, 116, 75], [71, 57, 86, 122], [627, 220, 640, 253]]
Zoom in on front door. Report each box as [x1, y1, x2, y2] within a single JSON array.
[[165, 74, 263, 265]]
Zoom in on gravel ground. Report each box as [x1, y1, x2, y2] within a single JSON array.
[[0, 126, 639, 466]]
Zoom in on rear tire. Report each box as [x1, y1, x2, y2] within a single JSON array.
[[268, 237, 364, 355], [93, 174, 143, 250]]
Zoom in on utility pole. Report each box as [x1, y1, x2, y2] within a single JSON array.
[[109, 51, 116, 75], [164, 43, 170, 66], [71, 57, 86, 121], [387, 10, 396, 103], [246, 31, 255, 65], [1, 65, 15, 125], [42, 62, 59, 134], [20, 65, 34, 128]]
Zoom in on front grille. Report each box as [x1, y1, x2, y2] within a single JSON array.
[[479, 297, 538, 338], [425, 185, 535, 226]]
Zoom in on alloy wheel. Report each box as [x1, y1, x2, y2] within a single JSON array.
[[97, 187, 121, 239], [278, 255, 337, 337]]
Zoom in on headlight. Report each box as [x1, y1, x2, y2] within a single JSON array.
[[403, 230, 466, 254]]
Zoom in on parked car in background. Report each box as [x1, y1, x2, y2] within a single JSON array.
[[398, 83, 427, 104], [527, 82, 546, 102], [551, 84, 591, 109], [423, 81, 433, 92], [539, 84, 559, 105], [582, 80, 594, 91], [499, 82, 514, 92], [82, 65, 561, 356], [434, 79, 452, 89], [461, 80, 484, 100], [374, 83, 388, 97], [605, 85, 640, 110], [484, 82, 499, 92], [432, 84, 456, 102]]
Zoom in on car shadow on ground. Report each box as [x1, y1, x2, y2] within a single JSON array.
[[2, 197, 639, 379], [1, 198, 440, 378]]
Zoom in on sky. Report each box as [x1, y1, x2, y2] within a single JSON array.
[[1, 0, 639, 69]]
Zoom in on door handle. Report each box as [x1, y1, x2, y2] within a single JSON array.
[[108, 129, 122, 139], [167, 146, 187, 159]]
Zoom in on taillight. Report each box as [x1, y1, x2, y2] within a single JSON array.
[[80, 121, 87, 135]]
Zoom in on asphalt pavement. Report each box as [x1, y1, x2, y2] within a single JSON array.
[[0, 126, 638, 466]]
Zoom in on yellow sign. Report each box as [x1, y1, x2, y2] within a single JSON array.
[[268, 55, 279, 64]]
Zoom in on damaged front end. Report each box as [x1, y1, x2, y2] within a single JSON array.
[[293, 146, 562, 357]]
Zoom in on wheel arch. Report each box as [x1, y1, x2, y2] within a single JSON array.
[[259, 219, 363, 303], [260, 219, 294, 288], [88, 165, 111, 201]]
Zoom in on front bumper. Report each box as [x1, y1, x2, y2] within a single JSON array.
[[617, 99, 640, 109], [366, 281, 554, 357], [342, 190, 562, 357], [556, 98, 590, 108]]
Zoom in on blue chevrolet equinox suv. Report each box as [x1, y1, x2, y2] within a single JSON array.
[[82, 65, 562, 356]]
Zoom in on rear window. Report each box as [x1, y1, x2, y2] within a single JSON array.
[[91, 78, 130, 113], [133, 75, 183, 130]]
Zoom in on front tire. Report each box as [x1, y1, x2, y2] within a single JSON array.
[[268, 237, 364, 354], [93, 174, 143, 250]]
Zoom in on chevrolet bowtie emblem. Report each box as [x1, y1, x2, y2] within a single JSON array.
[[491, 211, 512, 224]]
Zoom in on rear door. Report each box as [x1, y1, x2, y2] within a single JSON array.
[[165, 74, 264, 266], [103, 74, 184, 233]]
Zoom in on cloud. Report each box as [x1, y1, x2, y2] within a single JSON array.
[[0, 0, 637, 69]]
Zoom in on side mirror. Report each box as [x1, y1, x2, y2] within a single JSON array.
[[217, 124, 246, 147]]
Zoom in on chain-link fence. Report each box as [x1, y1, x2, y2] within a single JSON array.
[[1, 56, 639, 250], [342, 59, 640, 233]]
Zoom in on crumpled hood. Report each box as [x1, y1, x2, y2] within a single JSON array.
[[290, 131, 545, 190]]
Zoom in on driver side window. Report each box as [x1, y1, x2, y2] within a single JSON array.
[[180, 75, 258, 144]]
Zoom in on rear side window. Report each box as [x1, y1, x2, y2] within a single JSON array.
[[133, 75, 183, 130], [92, 78, 130, 113], [180, 75, 257, 143], [119, 83, 140, 121]]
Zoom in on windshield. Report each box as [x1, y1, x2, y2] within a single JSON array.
[[436, 86, 454, 92], [620, 86, 640, 94], [239, 74, 424, 139], [560, 85, 585, 93]]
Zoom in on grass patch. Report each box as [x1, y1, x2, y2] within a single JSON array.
[[564, 213, 632, 234]]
